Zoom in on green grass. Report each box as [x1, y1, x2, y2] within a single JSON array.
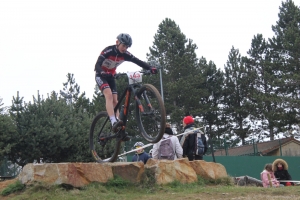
[[0, 180, 25, 196], [2, 176, 300, 200]]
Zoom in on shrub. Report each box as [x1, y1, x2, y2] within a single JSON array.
[[1, 180, 25, 196]]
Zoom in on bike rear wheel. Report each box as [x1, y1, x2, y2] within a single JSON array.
[[135, 84, 166, 143], [89, 111, 121, 163]]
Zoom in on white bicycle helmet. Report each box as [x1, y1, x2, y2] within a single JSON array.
[[134, 142, 144, 147]]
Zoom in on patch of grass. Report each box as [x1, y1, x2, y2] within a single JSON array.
[[105, 175, 132, 188], [3, 176, 300, 200], [203, 176, 234, 186], [138, 168, 158, 194], [1, 180, 25, 196]]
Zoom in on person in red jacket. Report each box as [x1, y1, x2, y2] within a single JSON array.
[[94, 33, 158, 135]]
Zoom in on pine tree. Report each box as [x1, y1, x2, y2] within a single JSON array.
[[246, 34, 283, 141], [268, 0, 300, 136], [0, 98, 18, 162], [198, 59, 225, 140], [147, 18, 201, 127], [223, 47, 252, 144]]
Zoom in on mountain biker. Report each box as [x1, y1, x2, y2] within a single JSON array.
[[94, 33, 158, 135]]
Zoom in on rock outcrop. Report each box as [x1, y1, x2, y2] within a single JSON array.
[[189, 160, 227, 179], [16, 158, 228, 187], [18, 162, 113, 188], [145, 158, 198, 184]]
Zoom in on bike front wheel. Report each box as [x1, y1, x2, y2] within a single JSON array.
[[89, 111, 121, 163], [135, 84, 166, 143]]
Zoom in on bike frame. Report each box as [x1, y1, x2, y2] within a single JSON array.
[[98, 71, 152, 139], [114, 72, 151, 128]]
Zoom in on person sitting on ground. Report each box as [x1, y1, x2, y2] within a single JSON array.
[[261, 163, 283, 188], [272, 158, 294, 186], [152, 123, 183, 160], [131, 142, 151, 164]]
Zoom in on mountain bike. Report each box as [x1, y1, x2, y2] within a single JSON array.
[[89, 70, 166, 163]]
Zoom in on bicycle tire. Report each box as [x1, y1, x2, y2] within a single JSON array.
[[135, 84, 166, 143], [89, 111, 121, 163]]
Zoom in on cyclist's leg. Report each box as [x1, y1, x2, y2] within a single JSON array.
[[109, 79, 119, 119], [95, 75, 116, 125], [102, 88, 115, 123]]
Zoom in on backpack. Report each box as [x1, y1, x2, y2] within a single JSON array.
[[195, 131, 205, 156], [158, 136, 175, 160]]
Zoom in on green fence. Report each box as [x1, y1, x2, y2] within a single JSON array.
[[125, 154, 299, 180], [203, 156, 300, 180], [0, 158, 21, 178]]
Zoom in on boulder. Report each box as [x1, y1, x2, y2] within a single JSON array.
[[108, 162, 144, 183], [16, 160, 228, 188], [18, 163, 113, 188], [189, 160, 227, 179], [145, 158, 198, 185]]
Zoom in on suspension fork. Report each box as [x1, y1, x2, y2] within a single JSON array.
[[134, 86, 152, 113], [122, 89, 131, 124]]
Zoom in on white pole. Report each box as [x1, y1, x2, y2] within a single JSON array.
[[103, 128, 202, 161]]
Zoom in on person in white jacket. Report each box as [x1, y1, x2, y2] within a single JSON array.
[[152, 123, 183, 160]]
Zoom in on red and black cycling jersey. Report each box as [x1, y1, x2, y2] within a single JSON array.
[[94, 45, 151, 75]]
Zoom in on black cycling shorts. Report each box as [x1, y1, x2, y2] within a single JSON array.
[[95, 74, 117, 94]]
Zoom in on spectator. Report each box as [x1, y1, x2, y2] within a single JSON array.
[[131, 142, 151, 164], [179, 116, 207, 161], [273, 158, 294, 186], [149, 149, 153, 158], [261, 163, 283, 188], [152, 123, 183, 160]]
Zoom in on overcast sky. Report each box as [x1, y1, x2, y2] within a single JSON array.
[[1, 0, 300, 108]]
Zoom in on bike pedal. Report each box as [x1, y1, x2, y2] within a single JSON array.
[[112, 120, 123, 133]]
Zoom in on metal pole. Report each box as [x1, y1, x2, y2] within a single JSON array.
[[224, 139, 228, 156], [253, 139, 256, 155], [159, 68, 164, 102], [279, 139, 282, 156]]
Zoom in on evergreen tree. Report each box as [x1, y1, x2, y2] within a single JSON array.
[[0, 98, 17, 163], [8, 92, 27, 166], [6, 90, 93, 166], [60, 73, 83, 111], [268, 0, 300, 136], [147, 18, 201, 128], [198, 58, 225, 140], [246, 34, 282, 141], [223, 47, 252, 144], [0, 97, 7, 114]]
